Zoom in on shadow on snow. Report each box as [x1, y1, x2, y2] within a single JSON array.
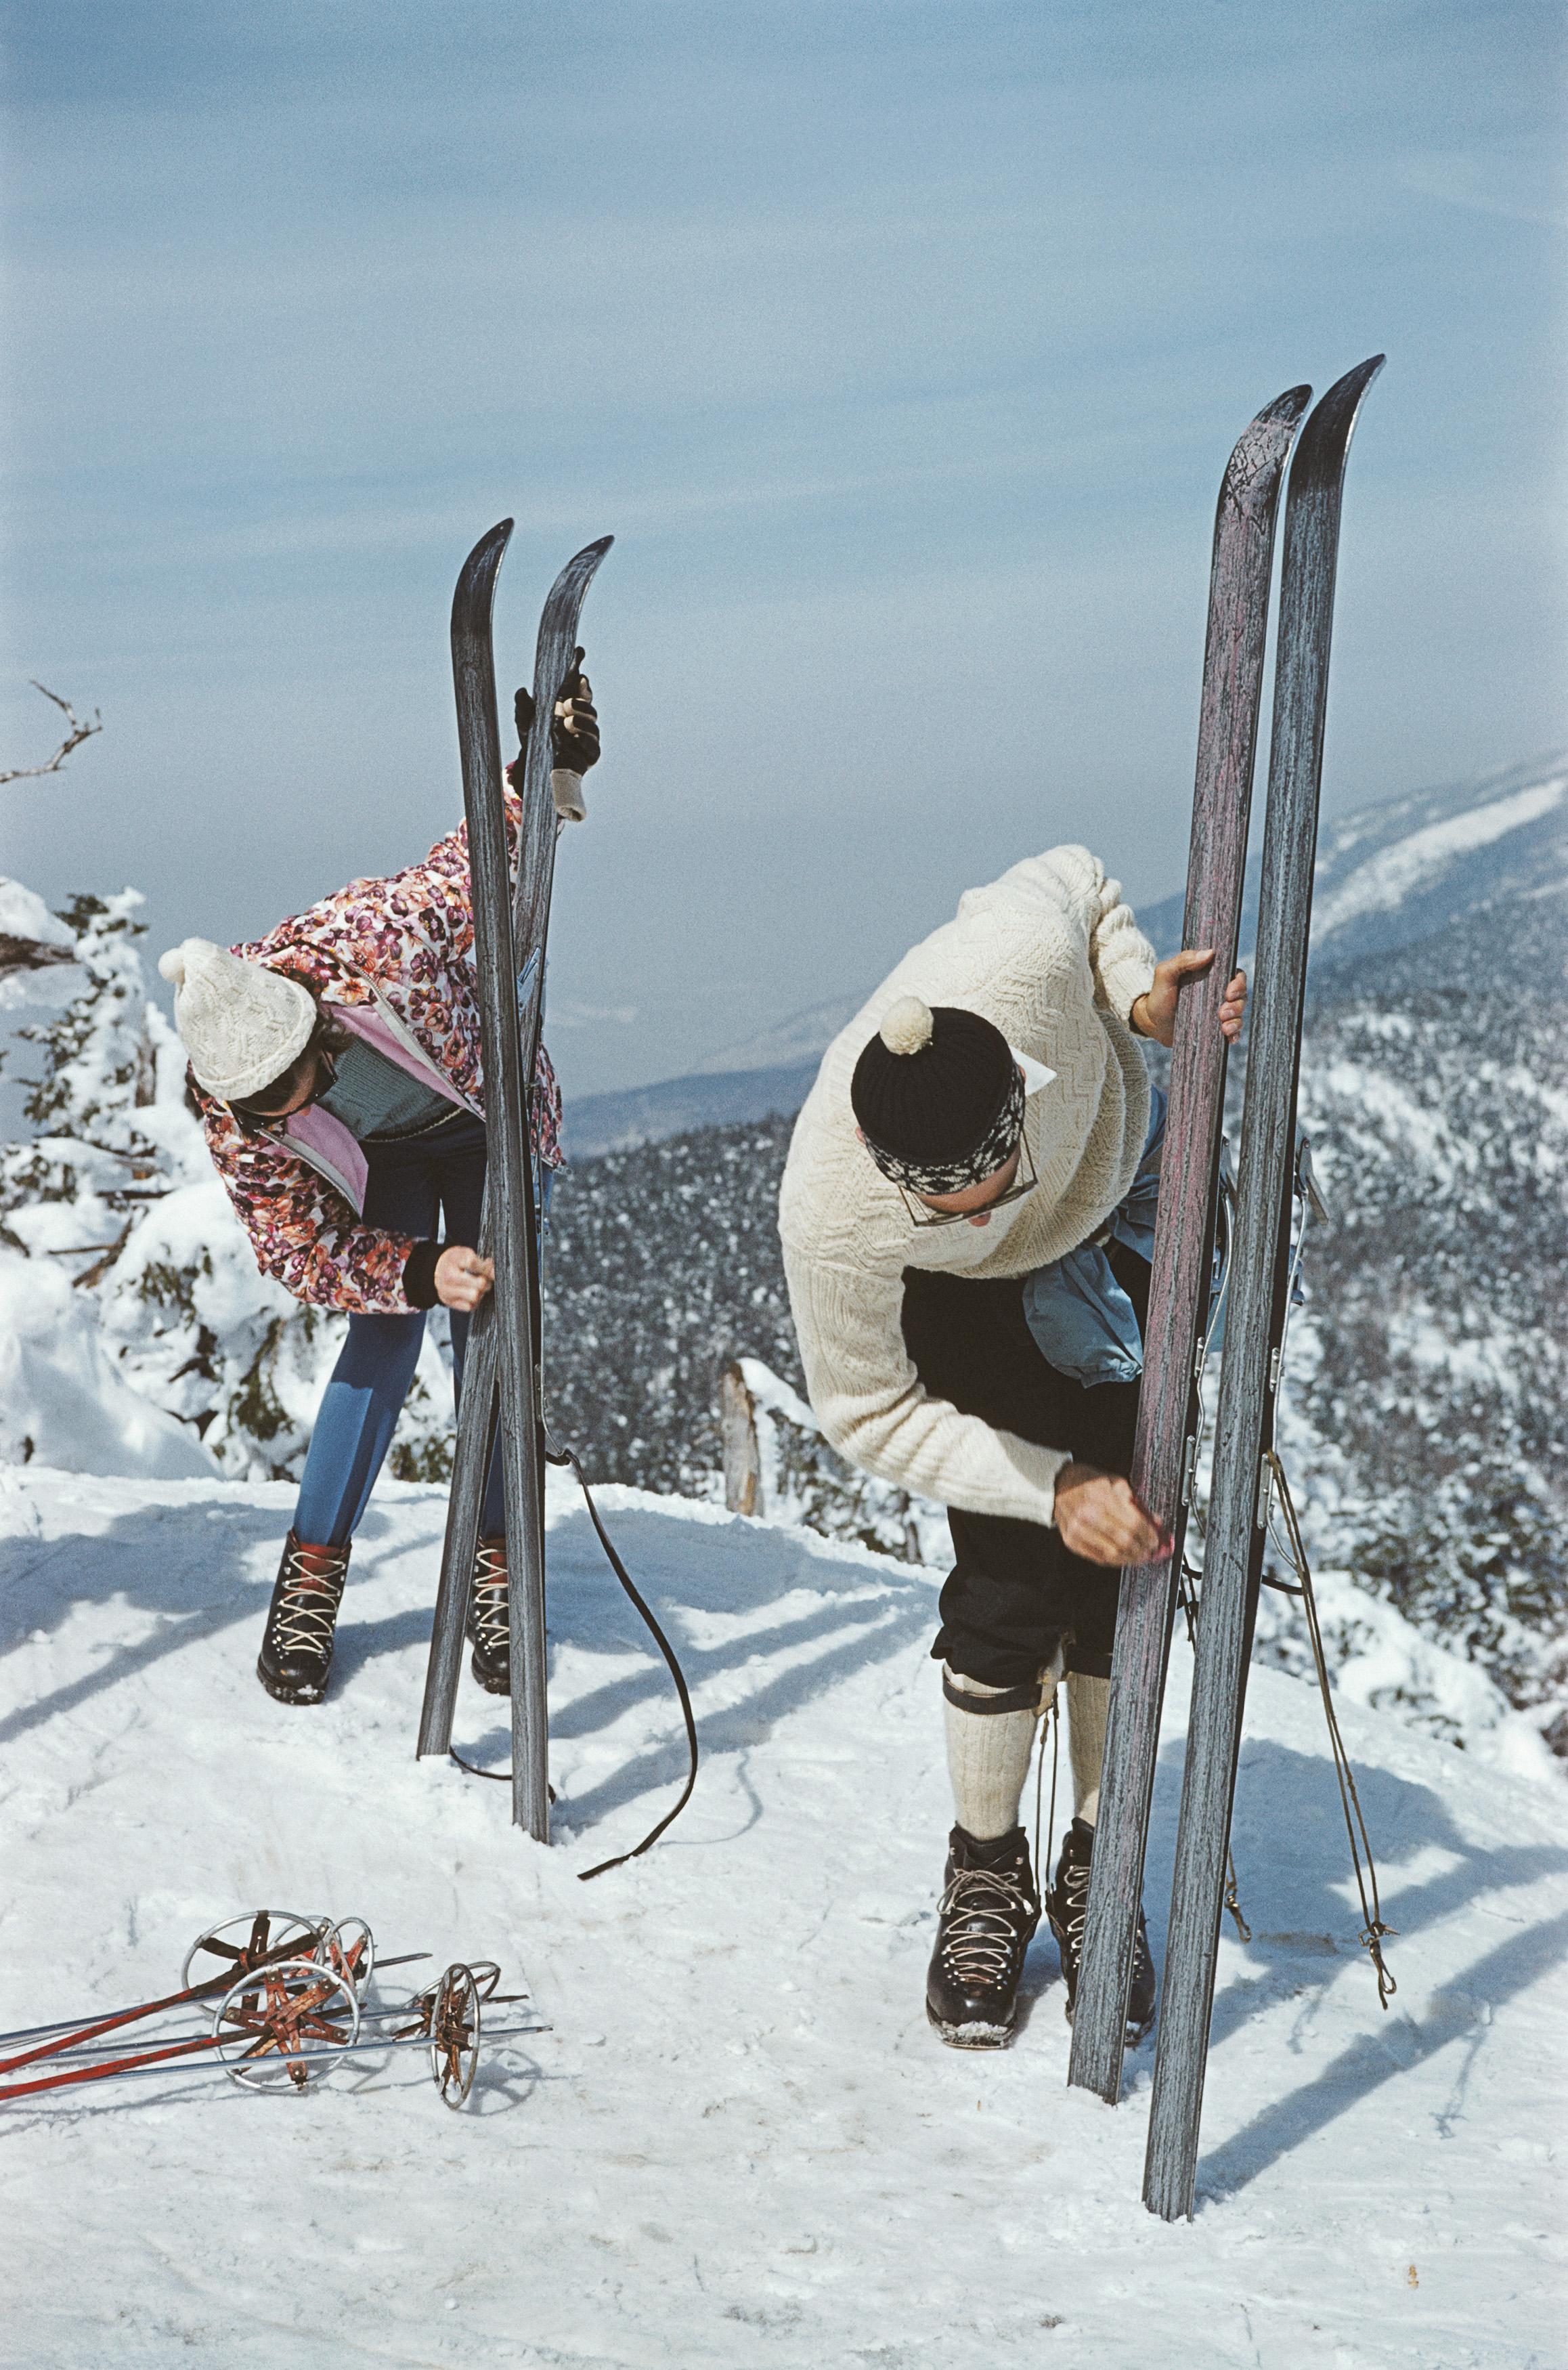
[[0, 1494, 936, 1844], [1133, 1733, 1568, 2203]]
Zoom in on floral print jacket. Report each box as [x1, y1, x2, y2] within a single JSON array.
[[192, 784, 563, 1315]]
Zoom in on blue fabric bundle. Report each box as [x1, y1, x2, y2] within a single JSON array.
[[1022, 1086, 1166, 1387]]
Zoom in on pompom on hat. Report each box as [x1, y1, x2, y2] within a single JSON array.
[[851, 996, 1024, 1195], [158, 938, 315, 1102]]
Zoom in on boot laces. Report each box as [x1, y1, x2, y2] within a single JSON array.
[[1053, 1853, 1092, 1967], [1052, 1851, 1154, 2006], [271, 1545, 348, 1661], [471, 1539, 509, 1651], [936, 1865, 1037, 1994]]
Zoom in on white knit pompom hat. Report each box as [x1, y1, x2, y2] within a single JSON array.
[[878, 995, 936, 1056], [158, 938, 315, 1101]]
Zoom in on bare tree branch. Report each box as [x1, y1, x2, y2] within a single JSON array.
[[0, 933, 76, 973], [71, 1225, 133, 1289], [0, 682, 103, 785]]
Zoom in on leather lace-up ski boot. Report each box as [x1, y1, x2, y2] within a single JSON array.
[[466, 1534, 510, 1696], [257, 1532, 351, 1705], [925, 1824, 1041, 2050], [1046, 1815, 1158, 2046]]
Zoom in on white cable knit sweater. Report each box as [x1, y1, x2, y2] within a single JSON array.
[[779, 846, 1158, 1530]]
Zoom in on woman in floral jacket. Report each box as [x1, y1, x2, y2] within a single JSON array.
[[161, 673, 599, 1707]]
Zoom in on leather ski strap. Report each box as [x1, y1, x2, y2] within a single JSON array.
[[448, 1439, 699, 1879]]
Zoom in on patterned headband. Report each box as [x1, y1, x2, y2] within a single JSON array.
[[861, 1064, 1026, 1197]]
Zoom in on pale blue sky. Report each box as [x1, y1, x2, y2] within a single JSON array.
[[3, 1, 1563, 1094]]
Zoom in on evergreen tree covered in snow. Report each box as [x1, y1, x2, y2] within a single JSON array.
[[1271, 950, 1568, 1748], [0, 883, 455, 1482], [540, 1116, 938, 1559], [1, 890, 162, 1272]]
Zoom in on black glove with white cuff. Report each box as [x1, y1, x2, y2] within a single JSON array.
[[512, 648, 600, 821]]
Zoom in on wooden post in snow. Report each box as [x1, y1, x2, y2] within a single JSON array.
[[720, 1362, 762, 1517]]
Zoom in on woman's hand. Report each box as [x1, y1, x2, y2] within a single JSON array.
[[1131, 949, 1248, 1047], [1054, 1462, 1171, 1567], [552, 651, 600, 773], [513, 647, 601, 772], [435, 1246, 494, 1313]]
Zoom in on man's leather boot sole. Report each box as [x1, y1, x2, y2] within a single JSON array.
[[255, 1656, 331, 1707]]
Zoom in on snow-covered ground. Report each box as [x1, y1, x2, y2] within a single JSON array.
[[3, 1467, 1564, 2368]]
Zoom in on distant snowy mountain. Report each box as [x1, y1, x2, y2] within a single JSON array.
[[1137, 748, 1568, 972], [1313, 760, 1567, 953], [567, 751, 1568, 1153], [563, 992, 865, 1157], [689, 987, 871, 1077], [563, 1058, 821, 1158]]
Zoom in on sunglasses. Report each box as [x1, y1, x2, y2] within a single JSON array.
[[898, 1132, 1039, 1230]]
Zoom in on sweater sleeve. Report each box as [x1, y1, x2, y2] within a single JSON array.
[[784, 1245, 1070, 1525], [1085, 865, 1157, 1025], [968, 844, 1156, 1026]]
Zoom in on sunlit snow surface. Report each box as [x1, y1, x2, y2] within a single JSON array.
[[2, 1467, 1565, 2369]]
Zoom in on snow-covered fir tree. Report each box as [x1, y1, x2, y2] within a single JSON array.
[[1, 890, 162, 1268], [1265, 934, 1568, 1751], [0, 880, 455, 1480], [538, 1113, 944, 1561]]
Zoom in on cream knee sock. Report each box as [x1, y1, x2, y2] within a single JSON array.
[[1066, 1672, 1110, 1828], [943, 1666, 1056, 1841]]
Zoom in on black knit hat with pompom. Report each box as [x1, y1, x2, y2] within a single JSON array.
[[850, 997, 1022, 1192]]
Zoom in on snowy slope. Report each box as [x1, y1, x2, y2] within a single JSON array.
[[1137, 749, 1568, 972], [3, 1467, 1565, 2369], [0, 1247, 214, 1480]]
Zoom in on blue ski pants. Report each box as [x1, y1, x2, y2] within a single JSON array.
[[291, 1109, 506, 1547]]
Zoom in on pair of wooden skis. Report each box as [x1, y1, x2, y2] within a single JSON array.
[[1066, 358, 1383, 2219], [414, 523, 612, 1843]]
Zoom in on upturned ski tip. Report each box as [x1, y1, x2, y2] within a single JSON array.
[[1324, 353, 1385, 398], [554, 534, 615, 589], [1217, 386, 1311, 514], [452, 520, 516, 629], [1295, 357, 1385, 467]]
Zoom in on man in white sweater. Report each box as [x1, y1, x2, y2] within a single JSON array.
[[779, 846, 1244, 2048]]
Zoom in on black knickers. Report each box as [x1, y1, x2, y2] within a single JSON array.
[[900, 1242, 1151, 1688]]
